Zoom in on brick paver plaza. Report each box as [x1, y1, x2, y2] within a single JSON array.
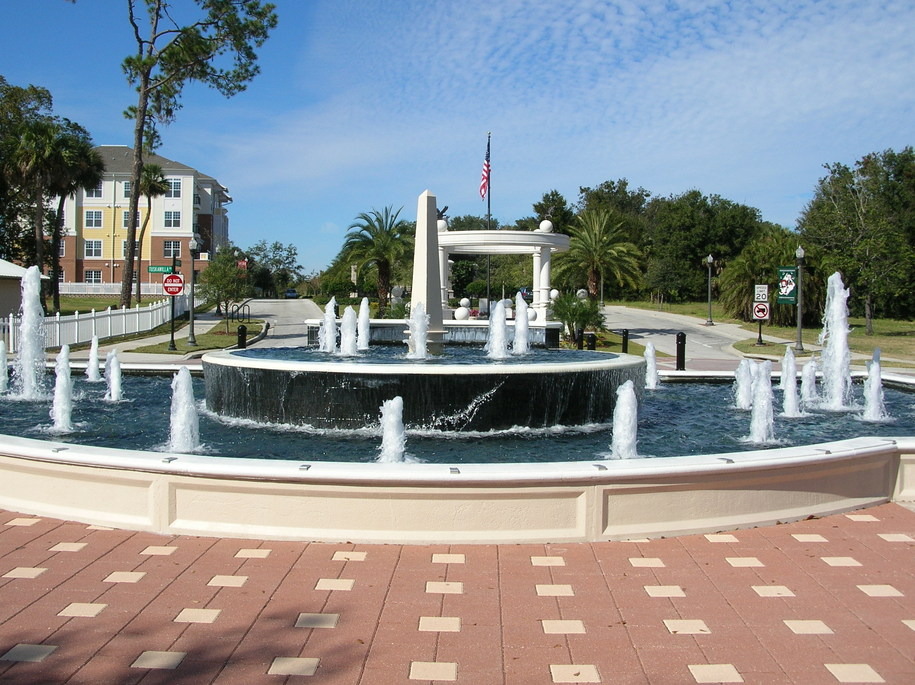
[[0, 503, 912, 683]]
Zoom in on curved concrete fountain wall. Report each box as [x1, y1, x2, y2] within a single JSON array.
[[0, 434, 911, 543], [202, 350, 646, 431]]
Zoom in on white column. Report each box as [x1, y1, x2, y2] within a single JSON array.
[[532, 249, 542, 310], [438, 247, 450, 314]]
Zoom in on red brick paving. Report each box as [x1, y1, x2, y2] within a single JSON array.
[[0, 504, 912, 683]]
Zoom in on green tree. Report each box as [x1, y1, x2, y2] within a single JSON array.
[[799, 149, 915, 330], [718, 226, 826, 326], [246, 240, 303, 295], [554, 209, 642, 298], [47, 123, 104, 312], [119, 0, 278, 308], [198, 243, 251, 325], [0, 77, 53, 263], [341, 207, 412, 316], [577, 178, 651, 244], [514, 190, 575, 234], [643, 190, 764, 301], [134, 163, 170, 303], [549, 291, 606, 345]]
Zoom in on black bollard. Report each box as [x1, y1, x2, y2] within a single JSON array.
[[237, 324, 248, 349], [621, 329, 629, 353], [675, 331, 686, 370], [585, 332, 597, 350], [576, 327, 584, 350]]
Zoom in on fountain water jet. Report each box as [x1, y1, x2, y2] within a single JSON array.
[[13, 266, 46, 400], [85, 336, 102, 382], [357, 297, 371, 351], [168, 366, 200, 453], [104, 351, 123, 402], [780, 347, 802, 418], [406, 302, 429, 360], [800, 360, 818, 411], [50, 345, 74, 433], [338, 307, 358, 357], [376, 396, 407, 463], [486, 300, 509, 360], [734, 359, 754, 410], [0, 341, 7, 393], [318, 297, 337, 354], [746, 361, 775, 443], [610, 380, 638, 459], [862, 349, 888, 422], [513, 293, 530, 355], [819, 272, 852, 410], [644, 342, 659, 390]]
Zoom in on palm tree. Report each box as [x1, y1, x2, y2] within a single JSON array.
[[342, 206, 412, 316], [48, 127, 104, 312], [12, 119, 59, 303], [556, 209, 642, 298], [134, 163, 170, 303]]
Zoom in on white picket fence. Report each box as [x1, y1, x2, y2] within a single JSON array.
[[1, 294, 199, 353]]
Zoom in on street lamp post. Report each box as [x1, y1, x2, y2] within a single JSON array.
[[187, 235, 199, 347], [795, 245, 805, 352], [704, 254, 714, 326]]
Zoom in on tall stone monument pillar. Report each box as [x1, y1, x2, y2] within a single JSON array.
[[410, 190, 445, 353]]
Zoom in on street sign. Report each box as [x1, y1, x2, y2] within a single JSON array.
[[754, 284, 768, 302], [777, 267, 798, 304], [753, 301, 770, 320], [148, 265, 173, 274], [163, 273, 185, 296]]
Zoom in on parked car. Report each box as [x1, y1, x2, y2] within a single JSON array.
[[284, 288, 299, 299]]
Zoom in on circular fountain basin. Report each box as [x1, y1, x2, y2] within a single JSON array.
[[202, 348, 646, 431]]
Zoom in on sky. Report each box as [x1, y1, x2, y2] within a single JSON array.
[[1, 0, 913, 274]]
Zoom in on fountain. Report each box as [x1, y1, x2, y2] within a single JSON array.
[[50, 345, 74, 433], [644, 342, 659, 390], [819, 272, 852, 410], [610, 380, 638, 459], [85, 336, 102, 382], [800, 359, 818, 411], [203, 191, 645, 432]]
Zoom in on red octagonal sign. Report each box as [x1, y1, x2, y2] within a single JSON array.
[[163, 273, 184, 296]]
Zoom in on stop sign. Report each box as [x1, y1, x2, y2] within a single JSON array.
[[163, 273, 184, 296]]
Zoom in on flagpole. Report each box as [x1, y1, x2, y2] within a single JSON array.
[[486, 132, 491, 230]]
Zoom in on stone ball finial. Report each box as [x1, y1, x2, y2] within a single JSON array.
[[538, 219, 554, 233], [437, 219, 448, 232]]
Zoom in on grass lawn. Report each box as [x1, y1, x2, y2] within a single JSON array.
[[129, 319, 264, 355]]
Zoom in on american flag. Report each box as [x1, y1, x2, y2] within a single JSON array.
[[479, 138, 491, 200]]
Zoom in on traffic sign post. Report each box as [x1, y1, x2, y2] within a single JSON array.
[[753, 286, 770, 347], [164, 254, 182, 351]]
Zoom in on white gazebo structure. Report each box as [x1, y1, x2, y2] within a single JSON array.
[[437, 224, 570, 322]]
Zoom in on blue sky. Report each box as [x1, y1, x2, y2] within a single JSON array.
[[1, 0, 913, 274]]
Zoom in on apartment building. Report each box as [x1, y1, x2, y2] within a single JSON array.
[[59, 146, 230, 292]]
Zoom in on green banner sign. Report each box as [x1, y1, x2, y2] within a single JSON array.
[[777, 267, 798, 304]]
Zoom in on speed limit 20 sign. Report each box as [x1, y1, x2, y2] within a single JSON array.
[[752, 301, 770, 320], [163, 273, 185, 296]]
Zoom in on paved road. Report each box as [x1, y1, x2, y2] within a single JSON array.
[[241, 297, 322, 348]]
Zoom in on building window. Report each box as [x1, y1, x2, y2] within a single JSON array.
[[193, 193, 201, 206], [85, 210, 102, 228], [57, 270, 65, 282], [84, 240, 103, 258], [123, 210, 140, 228], [165, 179, 181, 198], [58, 241, 65, 257], [84, 270, 102, 284], [164, 211, 180, 228], [123, 180, 132, 198], [85, 181, 102, 199], [122, 240, 140, 258], [164, 240, 181, 258]]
